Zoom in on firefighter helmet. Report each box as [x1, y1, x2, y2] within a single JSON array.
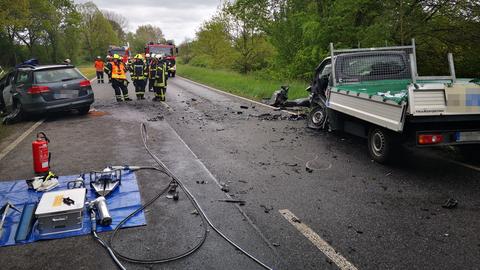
[[97, 56, 101, 59], [113, 54, 120, 60], [155, 54, 161, 59]]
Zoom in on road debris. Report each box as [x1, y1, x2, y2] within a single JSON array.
[[240, 105, 249, 109], [196, 180, 207, 184], [220, 182, 230, 192], [147, 115, 164, 121], [218, 199, 246, 206], [442, 198, 458, 209], [260, 205, 273, 213], [291, 216, 301, 223]]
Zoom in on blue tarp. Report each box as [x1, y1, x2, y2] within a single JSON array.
[[0, 171, 146, 247]]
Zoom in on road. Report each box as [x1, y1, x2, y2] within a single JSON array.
[[0, 75, 479, 270]]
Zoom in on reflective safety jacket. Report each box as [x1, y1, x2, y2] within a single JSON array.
[[111, 62, 127, 80], [150, 61, 167, 87], [131, 60, 147, 80], [94, 60, 104, 72], [104, 61, 113, 76]]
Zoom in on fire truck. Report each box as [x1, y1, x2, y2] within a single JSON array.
[[108, 45, 130, 63], [145, 41, 178, 77]]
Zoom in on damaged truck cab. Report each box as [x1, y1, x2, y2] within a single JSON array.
[[307, 40, 480, 163]]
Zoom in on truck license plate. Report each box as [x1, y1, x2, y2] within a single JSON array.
[[456, 131, 480, 142]]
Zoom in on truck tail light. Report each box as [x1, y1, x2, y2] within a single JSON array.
[[418, 134, 444, 145], [27, 85, 50, 94], [79, 80, 91, 87]]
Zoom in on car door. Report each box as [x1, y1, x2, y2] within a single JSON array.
[[1, 72, 15, 112]]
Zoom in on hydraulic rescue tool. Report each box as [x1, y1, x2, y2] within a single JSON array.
[[89, 167, 122, 197]]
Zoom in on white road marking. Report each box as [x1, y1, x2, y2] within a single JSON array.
[[0, 119, 44, 162], [0, 76, 97, 162], [178, 76, 299, 115], [279, 209, 358, 270]]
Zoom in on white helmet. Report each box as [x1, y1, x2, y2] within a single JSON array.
[[151, 53, 156, 58], [145, 53, 150, 58], [155, 54, 161, 59]]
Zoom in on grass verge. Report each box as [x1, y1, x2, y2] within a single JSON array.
[[177, 64, 309, 101], [77, 64, 96, 80]]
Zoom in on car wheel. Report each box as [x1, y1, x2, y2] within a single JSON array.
[[77, 106, 90, 115], [2, 101, 24, 124], [368, 127, 397, 163], [307, 105, 327, 130]]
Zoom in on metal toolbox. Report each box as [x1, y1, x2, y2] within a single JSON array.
[[35, 188, 86, 236]]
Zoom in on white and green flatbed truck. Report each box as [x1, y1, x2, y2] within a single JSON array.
[[306, 40, 480, 163]]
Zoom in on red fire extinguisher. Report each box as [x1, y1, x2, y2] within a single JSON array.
[[32, 132, 50, 174]]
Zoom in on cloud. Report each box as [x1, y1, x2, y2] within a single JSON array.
[[75, 0, 221, 43]]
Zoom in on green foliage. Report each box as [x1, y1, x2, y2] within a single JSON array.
[[127, 25, 166, 54], [0, 1, 125, 67], [78, 2, 119, 61], [189, 16, 238, 69], [178, 63, 307, 100], [183, 0, 480, 81]]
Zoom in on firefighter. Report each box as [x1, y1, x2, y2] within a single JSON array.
[[94, 56, 105, 83], [152, 54, 168, 102], [131, 54, 147, 100], [104, 55, 113, 83], [111, 54, 131, 102], [148, 54, 157, 92]]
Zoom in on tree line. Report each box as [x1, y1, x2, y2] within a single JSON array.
[[179, 0, 480, 81], [0, 0, 166, 68]]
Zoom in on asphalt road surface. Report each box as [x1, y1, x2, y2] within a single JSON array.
[[0, 75, 479, 270]]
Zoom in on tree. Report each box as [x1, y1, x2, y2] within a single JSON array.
[[0, 0, 29, 65], [224, 0, 273, 73], [126, 25, 166, 53], [78, 2, 119, 61], [103, 10, 128, 42], [190, 15, 237, 68]]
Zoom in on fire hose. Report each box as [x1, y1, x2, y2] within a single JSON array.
[[90, 123, 274, 270]]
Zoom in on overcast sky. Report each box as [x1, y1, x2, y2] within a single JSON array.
[[75, 0, 221, 44]]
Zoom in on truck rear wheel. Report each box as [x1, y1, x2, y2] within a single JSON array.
[[307, 106, 327, 130], [368, 127, 396, 164]]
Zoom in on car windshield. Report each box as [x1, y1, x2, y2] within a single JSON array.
[[149, 47, 173, 56], [34, 68, 83, 84]]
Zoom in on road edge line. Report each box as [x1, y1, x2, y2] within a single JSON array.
[[0, 76, 97, 162], [279, 209, 358, 270], [177, 76, 299, 115], [0, 119, 44, 162]]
